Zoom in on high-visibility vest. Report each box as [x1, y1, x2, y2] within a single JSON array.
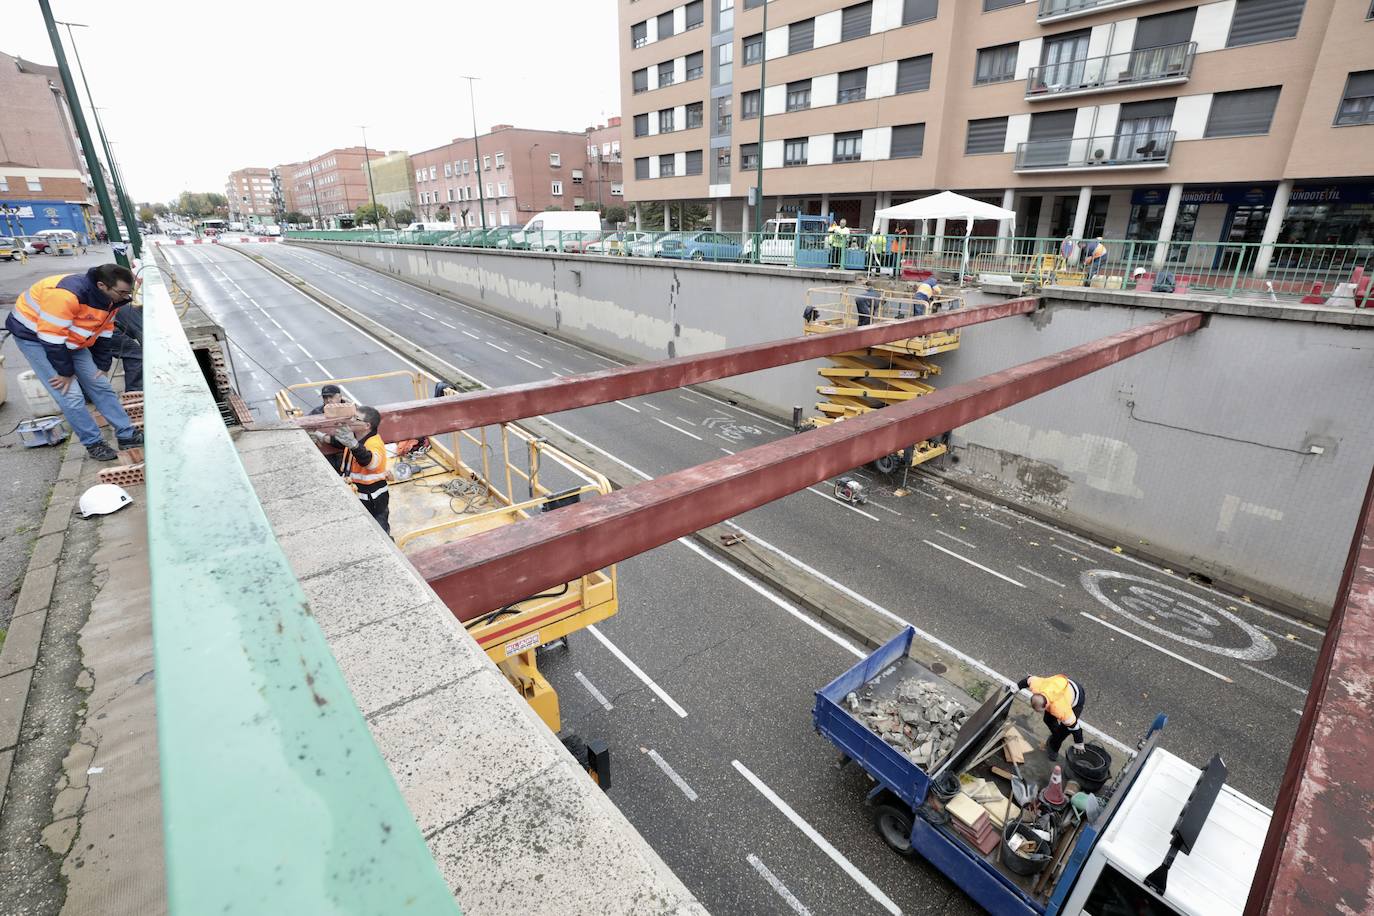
[[10, 274, 118, 352], [867, 233, 886, 254], [1088, 242, 1107, 262], [914, 281, 941, 302], [345, 433, 388, 491], [828, 224, 844, 248], [1027, 675, 1081, 727]]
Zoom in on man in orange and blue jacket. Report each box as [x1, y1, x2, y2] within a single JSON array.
[[6, 265, 141, 461], [1018, 673, 1086, 761]]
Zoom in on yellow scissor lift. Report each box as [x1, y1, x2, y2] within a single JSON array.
[[802, 282, 964, 473], [278, 369, 618, 786]]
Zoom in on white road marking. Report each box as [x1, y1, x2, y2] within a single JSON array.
[[1016, 566, 1068, 589], [917, 489, 941, 502], [484, 341, 509, 352], [1080, 613, 1233, 683], [462, 330, 480, 339], [677, 538, 864, 660], [641, 401, 662, 411], [1251, 623, 1317, 652], [1241, 663, 1307, 695], [617, 401, 640, 412], [934, 529, 979, 550], [747, 854, 812, 916], [655, 417, 703, 441], [1291, 708, 1304, 717], [574, 671, 613, 710], [732, 760, 901, 916], [587, 625, 687, 717], [551, 370, 565, 377], [561, 366, 576, 374], [871, 501, 903, 517], [720, 447, 735, 454], [678, 393, 697, 403], [805, 487, 880, 522], [439, 320, 456, 330], [647, 749, 698, 801], [697, 389, 793, 431], [924, 540, 1025, 588], [1053, 544, 1094, 563], [516, 355, 543, 368], [715, 434, 735, 445], [674, 416, 696, 426], [418, 311, 436, 320], [979, 515, 1014, 530]]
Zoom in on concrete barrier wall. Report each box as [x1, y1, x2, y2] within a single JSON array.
[[291, 241, 1374, 618]]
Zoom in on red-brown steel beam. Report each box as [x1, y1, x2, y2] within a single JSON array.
[[1244, 465, 1374, 915], [412, 311, 1203, 621], [298, 297, 1040, 440]]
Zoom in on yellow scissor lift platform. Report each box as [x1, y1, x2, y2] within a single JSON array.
[[802, 282, 965, 473], [278, 370, 617, 785]]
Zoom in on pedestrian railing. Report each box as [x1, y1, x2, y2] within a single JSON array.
[[1037, 0, 1152, 22], [1014, 129, 1175, 171], [142, 262, 459, 913], [284, 229, 1374, 305], [1025, 42, 1195, 99]]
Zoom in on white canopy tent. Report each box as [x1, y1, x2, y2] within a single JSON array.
[[874, 191, 1017, 281]]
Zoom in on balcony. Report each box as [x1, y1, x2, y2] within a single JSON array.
[[1037, 0, 1161, 24], [1014, 130, 1175, 172], [1026, 42, 1195, 100]]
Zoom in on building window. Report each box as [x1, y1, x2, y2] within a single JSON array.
[[896, 54, 933, 93], [686, 0, 705, 30], [611, 182, 624, 196], [744, 0, 763, 8], [686, 102, 705, 129], [659, 60, 675, 87], [495, 152, 505, 168], [498, 181, 509, 196], [966, 116, 1008, 154], [718, 0, 735, 32], [686, 149, 704, 175], [891, 123, 925, 158], [444, 162, 452, 177], [975, 43, 1018, 85], [429, 166, 437, 180], [636, 157, 650, 179], [660, 154, 677, 177], [1228, 0, 1305, 47], [1205, 86, 1282, 136], [984, 0, 1021, 8], [571, 170, 584, 185], [500, 211, 512, 226], [464, 160, 471, 174], [714, 96, 732, 133], [634, 68, 649, 93], [786, 79, 812, 111], [448, 188, 455, 202], [713, 147, 732, 183], [550, 152, 561, 167], [632, 20, 648, 47], [783, 137, 808, 166], [686, 50, 705, 79], [740, 142, 760, 170], [741, 89, 760, 119], [658, 10, 675, 39], [902, 0, 938, 25], [1039, 29, 1091, 87], [838, 68, 867, 103], [716, 42, 733, 83], [833, 130, 863, 162], [841, 2, 873, 40], [634, 113, 650, 136], [487, 182, 495, 197], [788, 18, 815, 54], [660, 108, 676, 132], [552, 180, 564, 195], [27, 176, 43, 191], [743, 33, 763, 65], [1336, 71, 1374, 125]]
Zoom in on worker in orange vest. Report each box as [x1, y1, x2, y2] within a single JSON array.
[[315, 405, 390, 535], [1082, 237, 1109, 286], [1018, 674, 1086, 761]]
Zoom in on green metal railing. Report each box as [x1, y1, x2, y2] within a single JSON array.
[[143, 263, 459, 913], [285, 229, 1374, 305]]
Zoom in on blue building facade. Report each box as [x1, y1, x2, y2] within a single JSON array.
[[0, 200, 91, 243]]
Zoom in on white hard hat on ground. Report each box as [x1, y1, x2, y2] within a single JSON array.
[[79, 483, 134, 518]]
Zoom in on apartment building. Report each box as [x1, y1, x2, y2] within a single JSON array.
[[277, 147, 388, 226], [410, 123, 624, 227], [618, 0, 1374, 252], [366, 151, 417, 215], [225, 167, 277, 222]]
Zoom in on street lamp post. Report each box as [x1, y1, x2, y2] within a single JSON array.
[[360, 125, 380, 241], [309, 162, 324, 228], [524, 143, 541, 219], [753, 0, 768, 257], [460, 76, 488, 234]]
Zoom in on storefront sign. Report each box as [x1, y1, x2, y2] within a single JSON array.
[[0, 206, 36, 218], [1133, 181, 1374, 209]]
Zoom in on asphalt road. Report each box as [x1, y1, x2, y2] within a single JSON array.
[[162, 241, 1319, 914]]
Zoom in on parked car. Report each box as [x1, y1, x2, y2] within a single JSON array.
[[509, 210, 602, 251], [742, 215, 832, 266], [628, 232, 675, 257], [35, 229, 79, 255], [478, 226, 524, 248], [558, 231, 607, 254], [658, 231, 744, 262], [0, 237, 18, 261], [585, 231, 648, 256]]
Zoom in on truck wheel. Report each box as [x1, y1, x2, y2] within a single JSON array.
[[872, 452, 901, 475], [873, 804, 915, 856]]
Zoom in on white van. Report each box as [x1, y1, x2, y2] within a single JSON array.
[[405, 221, 457, 233], [510, 211, 601, 251]]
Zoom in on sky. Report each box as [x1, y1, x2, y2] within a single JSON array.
[[6, 0, 622, 203]]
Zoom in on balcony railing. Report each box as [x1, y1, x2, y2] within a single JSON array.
[[1026, 42, 1196, 99], [1014, 129, 1175, 171], [1037, 0, 1158, 23]]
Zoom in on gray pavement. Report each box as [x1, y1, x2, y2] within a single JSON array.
[[162, 240, 1318, 914]]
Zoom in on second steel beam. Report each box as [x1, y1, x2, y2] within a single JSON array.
[[413, 311, 1203, 620]]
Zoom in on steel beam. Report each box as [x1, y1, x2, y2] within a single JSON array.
[[413, 311, 1202, 620], [1244, 465, 1374, 916], [298, 297, 1039, 439]]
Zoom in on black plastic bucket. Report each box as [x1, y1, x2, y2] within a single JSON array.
[[1000, 821, 1052, 876], [1067, 744, 1111, 792]]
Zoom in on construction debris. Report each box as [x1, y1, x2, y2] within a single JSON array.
[[847, 678, 969, 768]]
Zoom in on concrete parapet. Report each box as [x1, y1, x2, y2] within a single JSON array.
[[234, 424, 706, 915]]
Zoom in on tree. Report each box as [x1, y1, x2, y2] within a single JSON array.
[[152, 203, 169, 217], [602, 206, 627, 226], [392, 208, 415, 226], [137, 206, 156, 224], [354, 202, 390, 226], [174, 191, 229, 218], [435, 206, 451, 222], [284, 211, 311, 226]]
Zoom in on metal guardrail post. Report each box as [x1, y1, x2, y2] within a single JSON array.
[[142, 263, 459, 914]]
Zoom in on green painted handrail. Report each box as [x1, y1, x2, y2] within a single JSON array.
[[142, 262, 460, 914]]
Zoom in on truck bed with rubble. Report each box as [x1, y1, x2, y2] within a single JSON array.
[[813, 626, 1271, 916]]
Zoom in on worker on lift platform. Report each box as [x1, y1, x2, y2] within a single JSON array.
[[313, 405, 390, 535], [1018, 673, 1086, 761]]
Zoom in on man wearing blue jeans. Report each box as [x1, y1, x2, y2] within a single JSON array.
[[7, 265, 141, 461]]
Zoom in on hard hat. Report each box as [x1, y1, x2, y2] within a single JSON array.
[[79, 483, 134, 518]]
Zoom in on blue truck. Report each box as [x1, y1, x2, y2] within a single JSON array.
[[813, 626, 1271, 916]]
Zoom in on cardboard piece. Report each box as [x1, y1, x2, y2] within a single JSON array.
[[946, 792, 986, 827]]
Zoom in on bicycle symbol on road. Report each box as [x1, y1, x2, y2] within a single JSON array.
[[703, 416, 764, 442]]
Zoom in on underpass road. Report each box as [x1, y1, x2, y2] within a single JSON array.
[[172, 241, 1321, 912]]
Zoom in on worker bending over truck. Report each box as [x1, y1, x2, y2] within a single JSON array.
[[1018, 673, 1085, 761]]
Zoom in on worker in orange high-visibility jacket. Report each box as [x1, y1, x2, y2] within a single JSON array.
[[314, 405, 390, 535], [5, 265, 141, 461], [906, 280, 942, 317], [1018, 673, 1086, 761]]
